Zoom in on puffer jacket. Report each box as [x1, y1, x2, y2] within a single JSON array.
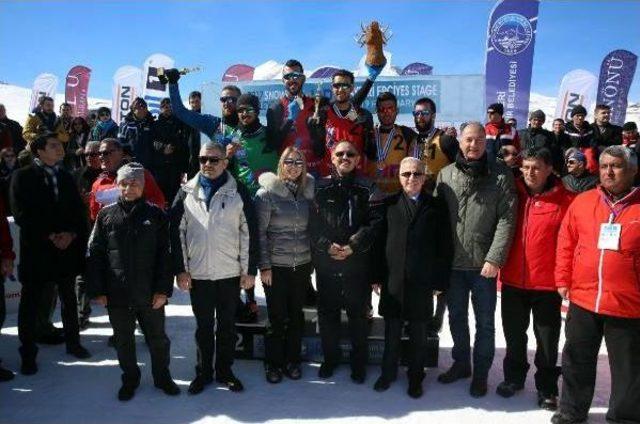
[[255, 172, 314, 269], [118, 112, 157, 169], [170, 171, 258, 280], [435, 157, 517, 270], [485, 120, 520, 154], [500, 177, 574, 291], [87, 197, 173, 307], [556, 186, 640, 318]]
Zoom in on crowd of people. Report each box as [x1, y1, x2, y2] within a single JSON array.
[[0, 57, 639, 424]]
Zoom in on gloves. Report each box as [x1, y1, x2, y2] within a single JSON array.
[[158, 68, 180, 85], [287, 98, 301, 121], [366, 59, 387, 81]]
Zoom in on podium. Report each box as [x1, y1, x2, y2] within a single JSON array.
[[235, 305, 439, 367]]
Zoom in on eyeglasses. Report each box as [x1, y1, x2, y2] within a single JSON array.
[[237, 107, 256, 115], [220, 96, 237, 104], [283, 159, 304, 167], [283, 72, 304, 81], [335, 151, 357, 158], [332, 82, 352, 90], [99, 150, 116, 158], [199, 156, 224, 165], [400, 171, 425, 178], [412, 110, 431, 117], [84, 152, 100, 158]]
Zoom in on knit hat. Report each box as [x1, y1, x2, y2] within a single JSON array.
[[116, 162, 145, 187], [565, 148, 586, 164], [529, 109, 545, 121], [487, 103, 504, 115], [570, 105, 587, 117], [236, 94, 260, 113]]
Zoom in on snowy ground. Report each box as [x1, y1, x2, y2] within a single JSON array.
[[0, 285, 612, 424]]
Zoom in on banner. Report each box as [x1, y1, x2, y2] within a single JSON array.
[[112, 66, 143, 124], [222, 64, 255, 82], [402, 63, 433, 76], [141, 53, 174, 115], [65, 65, 91, 117], [484, 0, 539, 125], [596, 49, 638, 126], [554, 69, 598, 122], [202, 74, 484, 129], [28, 73, 58, 112]]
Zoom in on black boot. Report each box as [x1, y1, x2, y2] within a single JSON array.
[[469, 376, 488, 398], [373, 375, 391, 392], [216, 370, 244, 392], [118, 384, 137, 401], [265, 365, 283, 384], [537, 392, 558, 411], [550, 412, 587, 424], [155, 379, 181, 396], [496, 381, 524, 398], [437, 361, 471, 384], [0, 362, 15, 381], [283, 363, 302, 380], [188, 374, 213, 395], [66, 344, 91, 359], [318, 362, 336, 379]]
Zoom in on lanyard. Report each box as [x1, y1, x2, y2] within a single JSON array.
[[414, 127, 437, 158], [333, 102, 357, 121], [376, 125, 396, 166]]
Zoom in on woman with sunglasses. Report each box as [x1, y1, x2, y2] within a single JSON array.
[[90, 107, 119, 142], [65, 117, 90, 170], [255, 147, 314, 383]]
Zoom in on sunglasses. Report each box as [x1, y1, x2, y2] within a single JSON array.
[[199, 156, 224, 165], [237, 107, 256, 115], [283, 72, 304, 81], [99, 149, 116, 158], [566, 159, 579, 165], [283, 159, 304, 167], [400, 171, 425, 178], [412, 110, 431, 117], [84, 152, 100, 158], [335, 151, 356, 158], [220, 96, 237, 104], [332, 82, 352, 90]]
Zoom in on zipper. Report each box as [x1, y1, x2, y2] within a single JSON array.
[[595, 212, 614, 313]]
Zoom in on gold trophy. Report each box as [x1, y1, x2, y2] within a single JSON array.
[[157, 66, 202, 78], [356, 21, 391, 67], [310, 82, 323, 125]]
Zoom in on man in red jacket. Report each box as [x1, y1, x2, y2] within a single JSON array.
[[89, 138, 165, 221], [0, 196, 15, 381], [552, 145, 640, 424], [497, 147, 574, 409], [485, 103, 520, 161]]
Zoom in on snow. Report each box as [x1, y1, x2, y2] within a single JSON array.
[[0, 285, 612, 424]]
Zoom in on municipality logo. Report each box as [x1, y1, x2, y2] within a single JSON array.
[[490, 13, 533, 56]]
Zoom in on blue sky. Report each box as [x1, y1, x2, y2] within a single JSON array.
[[1, 0, 639, 102]]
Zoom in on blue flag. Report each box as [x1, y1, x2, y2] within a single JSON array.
[[596, 49, 638, 126]]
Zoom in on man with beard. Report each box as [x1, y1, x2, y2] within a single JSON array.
[[410, 97, 458, 189], [183, 91, 204, 178], [23, 96, 69, 146], [519, 110, 563, 173], [592, 104, 622, 149], [118, 98, 157, 170]]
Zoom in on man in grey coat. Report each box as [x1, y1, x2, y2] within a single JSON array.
[[435, 121, 517, 397]]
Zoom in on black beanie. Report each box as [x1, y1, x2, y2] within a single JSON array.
[[487, 103, 504, 115], [622, 122, 638, 132], [571, 105, 587, 117], [236, 94, 260, 113]]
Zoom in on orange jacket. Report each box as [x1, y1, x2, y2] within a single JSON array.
[[501, 178, 574, 291], [555, 186, 640, 318]]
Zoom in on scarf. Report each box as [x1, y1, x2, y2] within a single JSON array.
[[95, 119, 117, 136], [34, 157, 61, 201], [283, 179, 299, 197], [455, 151, 488, 178], [199, 172, 228, 210]]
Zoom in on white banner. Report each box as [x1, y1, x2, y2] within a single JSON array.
[[112, 65, 142, 124], [554, 69, 597, 122], [28, 73, 58, 112], [141, 53, 174, 115]]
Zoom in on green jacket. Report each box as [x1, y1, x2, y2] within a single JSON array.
[[435, 159, 517, 270], [229, 125, 279, 197]]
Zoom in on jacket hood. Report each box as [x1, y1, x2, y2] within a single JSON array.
[[258, 172, 315, 199]]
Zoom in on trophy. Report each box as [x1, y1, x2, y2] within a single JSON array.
[[310, 82, 323, 125], [157, 66, 202, 78], [356, 21, 391, 67]]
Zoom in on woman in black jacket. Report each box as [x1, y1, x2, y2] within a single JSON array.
[[87, 162, 179, 401]]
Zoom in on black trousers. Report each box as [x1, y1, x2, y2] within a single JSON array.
[[190, 277, 240, 379], [501, 285, 562, 394], [264, 264, 310, 368], [381, 317, 428, 382], [18, 278, 80, 359], [108, 305, 171, 386], [316, 271, 369, 372], [75, 274, 91, 322], [559, 303, 640, 423], [36, 282, 58, 337], [0, 279, 5, 329]]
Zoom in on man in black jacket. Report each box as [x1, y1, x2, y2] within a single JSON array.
[[519, 110, 563, 173], [10, 133, 91, 375], [118, 98, 157, 170], [0, 104, 26, 153], [309, 140, 383, 383], [592, 104, 623, 149], [372, 157, 453, 398], [87, 162, 179, 401]]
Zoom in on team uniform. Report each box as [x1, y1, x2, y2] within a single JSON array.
[[366, 124, 413, 196]]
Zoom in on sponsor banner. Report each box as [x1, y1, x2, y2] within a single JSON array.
[[596, 49, 638, 126], [141, 53, 174, 115], [65, 65, 91, 117], [554, 69, 598, 122], [202, 74, 484, 128], [28, 73, 58, 112], [112, 66, 142, 124], [484, 0, 539, 126], [402, 62, 433, 76], [222, 64, 255, 82]]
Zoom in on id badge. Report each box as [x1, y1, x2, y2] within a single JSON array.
[[598, 223, 622, 251]]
